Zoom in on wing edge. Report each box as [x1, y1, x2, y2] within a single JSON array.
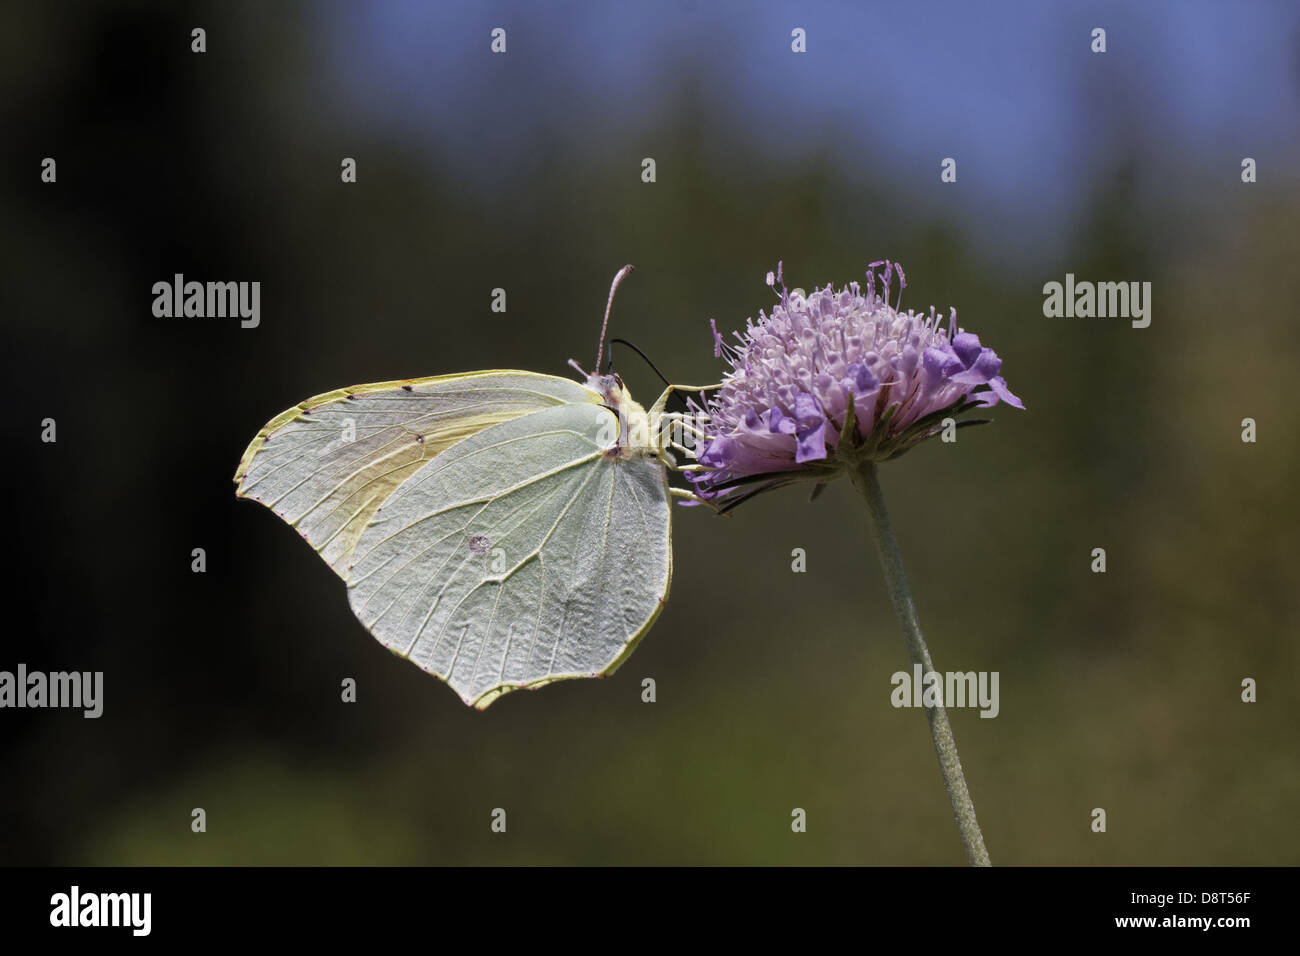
[[233, 369, 598, 493], [467, 458, 675, 711]]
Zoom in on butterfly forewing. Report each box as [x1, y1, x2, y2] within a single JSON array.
[[234, 371, 596, 575]]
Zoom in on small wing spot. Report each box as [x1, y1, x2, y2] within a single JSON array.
[[347, 394, 358, 401], [401, 384, 413, 392], [468, 535, 490, 555], [415, 435, 425, 444]]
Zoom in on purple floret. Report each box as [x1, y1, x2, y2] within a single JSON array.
[[688, 261, 1023, 505]]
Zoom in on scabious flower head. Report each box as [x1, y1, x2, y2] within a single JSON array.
[[687, 261, 1023, 508]]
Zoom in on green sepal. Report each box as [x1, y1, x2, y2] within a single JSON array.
[[859, 402, 899, 458], [836, 396, 860, 457]]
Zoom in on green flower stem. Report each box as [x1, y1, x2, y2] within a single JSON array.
[[849, 460, 992, 867]]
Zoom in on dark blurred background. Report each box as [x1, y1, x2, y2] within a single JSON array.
[[3, 0, 1298, 864]]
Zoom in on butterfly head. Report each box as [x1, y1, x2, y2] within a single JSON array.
[[585, 371, 626, 407], [583, 371, 659, 461]]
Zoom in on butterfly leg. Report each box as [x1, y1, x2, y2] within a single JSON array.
[[665, 440, 704, 464], [659, 412, 709, 440], [648, 382, 720, 421], [669, 487, 722, 512], [656, 413, 709, 468]]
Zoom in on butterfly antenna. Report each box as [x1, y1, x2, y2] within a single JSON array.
[[597, 264, 635, 373], [608, 337, 672, 389]]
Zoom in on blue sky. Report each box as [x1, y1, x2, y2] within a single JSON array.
[[311, 1, 1299, 251]]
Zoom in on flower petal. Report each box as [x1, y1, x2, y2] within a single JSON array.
[[952, 331, 983, 368], [792, 392, 824, 429], [698, 435, 737, 468], [795, 421, 828, 462], [950, 349, 1002, 385], [841, 362, 879, 395], [989, 375, 1024, 409], [769, 406, 797, 435]]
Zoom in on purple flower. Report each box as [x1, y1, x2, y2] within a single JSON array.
[[688, 261, 1023, 508]]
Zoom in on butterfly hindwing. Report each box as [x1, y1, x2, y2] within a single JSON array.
[[345, 401, 672, 708]]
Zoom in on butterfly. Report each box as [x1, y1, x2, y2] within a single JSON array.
[[233, 266, 715, 709]]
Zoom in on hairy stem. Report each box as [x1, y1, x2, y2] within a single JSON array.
[[849, 460, 992, 866]]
